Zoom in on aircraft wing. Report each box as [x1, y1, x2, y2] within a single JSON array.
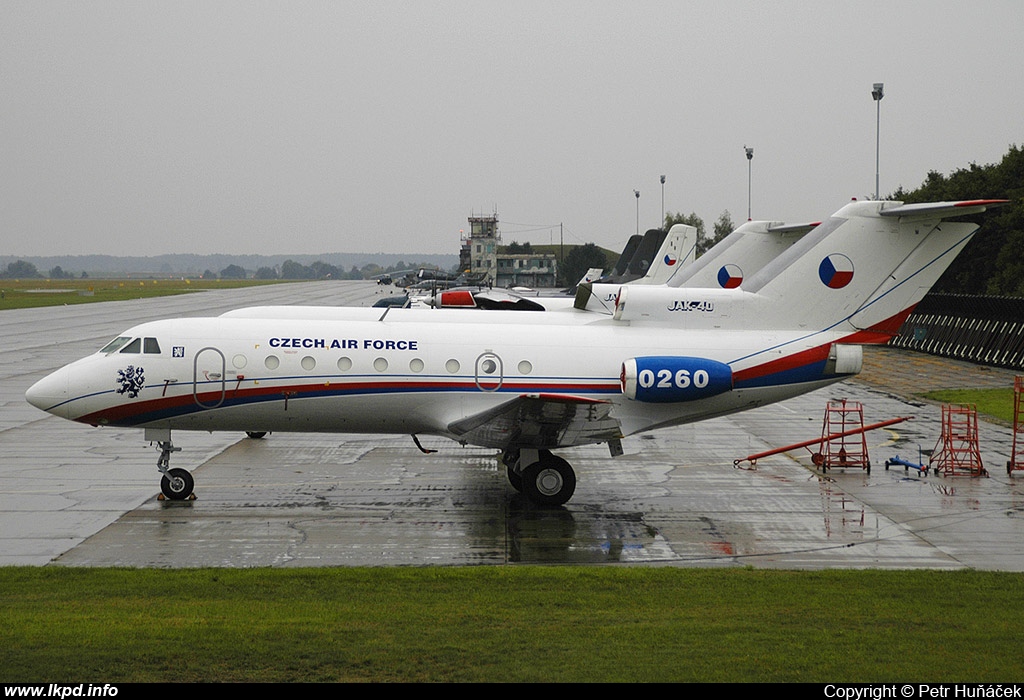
[[878, 199, 1009, 219], [447, 393, 622, 450]]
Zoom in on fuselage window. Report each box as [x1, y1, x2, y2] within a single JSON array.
[[301, 356, 316, 371], [101, 337, 132, 354], [265, 355, 280, 370], [144, 337, 161, 354], [119, 338, 142, 354], [337, 357, 353, 371], [518, 360, 533, 375]]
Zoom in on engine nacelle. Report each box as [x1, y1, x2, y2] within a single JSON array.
[[621, 356, 733, 403]]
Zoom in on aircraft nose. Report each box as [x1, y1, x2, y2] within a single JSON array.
[[25, 366, 71, 419]]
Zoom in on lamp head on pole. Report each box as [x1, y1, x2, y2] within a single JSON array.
[[872, 82, 884, 101], [745, 146, 754, 161]]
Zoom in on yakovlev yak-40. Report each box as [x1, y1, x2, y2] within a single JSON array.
[[26, 199, 1007, 506]]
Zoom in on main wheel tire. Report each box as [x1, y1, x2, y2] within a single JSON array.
[[160, 468, 194, 500], [522, 454, 576, 507], [245, 431, 267, 439]]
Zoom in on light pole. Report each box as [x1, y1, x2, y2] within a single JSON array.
[[634, 189, 640, 235], [660, 175, 666, 230], [872, 82, 884, 199], [744, 146, 754, 220]]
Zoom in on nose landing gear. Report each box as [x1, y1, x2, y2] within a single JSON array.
[[155, 439, 195, 501]]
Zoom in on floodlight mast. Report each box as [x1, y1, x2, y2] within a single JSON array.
[[745, 146, 754, 220], [634, 189, 640, 235], [660, 175, 666, 229], [872, 82, 884, 199]]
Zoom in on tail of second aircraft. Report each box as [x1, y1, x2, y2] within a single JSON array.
[[666, 220, 817, 289]]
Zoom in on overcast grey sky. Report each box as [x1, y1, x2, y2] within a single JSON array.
[[2, 1, 1021, 257]]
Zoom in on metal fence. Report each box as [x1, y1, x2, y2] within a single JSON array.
[[890, 294, 1024, 370]]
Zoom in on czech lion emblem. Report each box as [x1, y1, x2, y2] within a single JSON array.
[[116, 365, 145, 399]]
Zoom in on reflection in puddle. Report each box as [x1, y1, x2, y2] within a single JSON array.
[[504, 498, 672, 564]]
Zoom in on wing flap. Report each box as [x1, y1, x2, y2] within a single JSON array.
[[447, 393, 622, 450]]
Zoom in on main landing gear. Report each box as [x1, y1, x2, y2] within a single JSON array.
[[503, 448, 577, 506], [155, 439, 194, 501]]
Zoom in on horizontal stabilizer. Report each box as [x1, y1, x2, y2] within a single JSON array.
[[767, 221, 821, 234], [878, 199, 1009, 219]]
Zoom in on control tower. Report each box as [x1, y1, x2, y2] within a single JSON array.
[[459, 212, 500, 283]]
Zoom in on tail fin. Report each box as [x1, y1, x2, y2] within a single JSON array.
[[668, 220, 818, 288], [599, 229, 668, 284], [745, 199, 1008, 338], [578, 267, 605, 285], [631, 224, 698, 285], [607, 234, 643, 280], [572, 225, 697, 310]]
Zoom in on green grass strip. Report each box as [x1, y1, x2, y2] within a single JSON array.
[[2, 566, 1022, 682], [918, 388, 1016, 424]]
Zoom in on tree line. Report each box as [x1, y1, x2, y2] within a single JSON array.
[[1, 258, 445, 281], [248, 259, 445, 281], [0, 261, 85, 279]]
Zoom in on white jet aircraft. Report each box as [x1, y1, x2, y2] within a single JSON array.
[[25, 199, 1006, 506], [576, 218, 818, 313]]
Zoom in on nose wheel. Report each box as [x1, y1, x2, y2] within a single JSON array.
[[155, 439, 195, 501], [160, 468, 195, 500]]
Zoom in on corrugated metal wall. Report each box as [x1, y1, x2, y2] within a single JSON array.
[[891, 294, 1024, 370]]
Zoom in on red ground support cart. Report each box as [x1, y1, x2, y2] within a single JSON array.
[[930, 404, 987, 477], [1008, 376, 1024, 476], [816, 399, 871, 473]]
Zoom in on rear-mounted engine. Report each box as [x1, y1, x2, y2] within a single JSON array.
[[621, 356, 733, 403]]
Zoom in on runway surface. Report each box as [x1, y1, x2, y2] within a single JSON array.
[[4, 281, 1023, 569]]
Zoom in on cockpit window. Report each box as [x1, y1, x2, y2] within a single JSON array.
[[102, 336, 161, 354], [100, 337, 133, 354]]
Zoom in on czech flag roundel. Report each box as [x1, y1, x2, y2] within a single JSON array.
[[716, 264, 743, 289], [818, 253, 854, 289], [663, 254, 678, 267]]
